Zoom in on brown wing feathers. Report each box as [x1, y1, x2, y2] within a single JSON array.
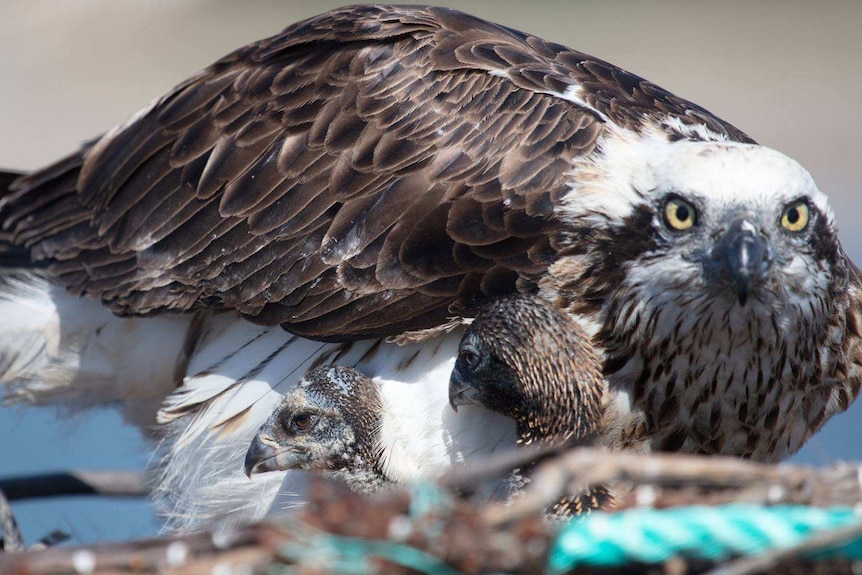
[[0, 5, 748, 340]]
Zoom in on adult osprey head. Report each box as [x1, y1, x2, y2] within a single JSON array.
[[1, 3, 860, 528], [551, 138, 862, 460]]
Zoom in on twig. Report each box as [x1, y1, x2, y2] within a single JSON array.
[[483, 448, 862, 524], [0, 471, 148, 501], [30, 531, 71, 551], [0, 486, 25, 552], [0, 523, 269, 574]]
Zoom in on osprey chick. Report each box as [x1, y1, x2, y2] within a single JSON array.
[[450, 295, 612, 514], [245, 366, 388, 493], [450, 296, 604, 446]]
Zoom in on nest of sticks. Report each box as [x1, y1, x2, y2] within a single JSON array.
[[2, 448, 862, 575]]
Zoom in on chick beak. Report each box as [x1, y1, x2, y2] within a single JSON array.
[[244, 434, 281, 478], [448, 369, 481, 412]]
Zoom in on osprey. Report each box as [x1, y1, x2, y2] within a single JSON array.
[[1, 5, 860, 529]]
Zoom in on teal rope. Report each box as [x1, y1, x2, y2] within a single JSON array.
[[277, 483, 458, 575], [550, 504, 862, 572], [409, 481, 449, 518], [278, 533, 464, 575]]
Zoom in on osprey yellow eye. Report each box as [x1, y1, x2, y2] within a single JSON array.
[[781, 200, 809, 233], [663, 197, 697, 231]]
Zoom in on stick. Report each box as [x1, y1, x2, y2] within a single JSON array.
[[483, 448, 862, 523], [0, 471, 148, 501]]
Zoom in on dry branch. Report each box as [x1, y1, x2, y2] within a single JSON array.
[[482, 448, 862, 523], [0, 471, 148, 501]]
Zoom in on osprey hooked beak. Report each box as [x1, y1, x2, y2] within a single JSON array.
[[244, 433, 309, 477], [710, 218, 772, 306]]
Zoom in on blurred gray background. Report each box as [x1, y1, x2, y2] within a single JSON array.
[[0, 1, 860, 545]]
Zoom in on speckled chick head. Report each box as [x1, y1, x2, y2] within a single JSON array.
[[245, 365, 387, 493], [450, 295, 605, 447]]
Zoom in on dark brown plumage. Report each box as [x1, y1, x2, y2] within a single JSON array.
[[0, 5, 748, 340], [450, 294, 612, 514]]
